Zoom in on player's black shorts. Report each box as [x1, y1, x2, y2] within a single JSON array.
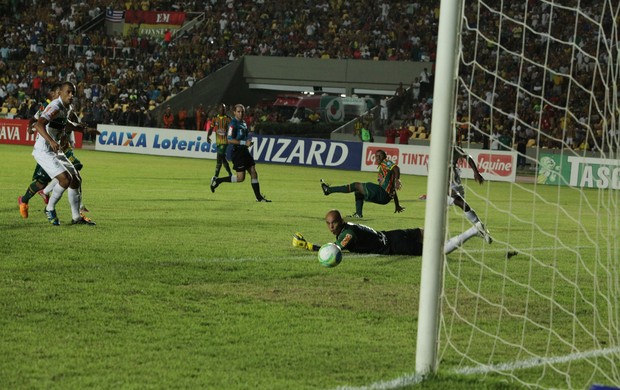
[[385, 229, 423, 256], [231, 146, 255, 172]]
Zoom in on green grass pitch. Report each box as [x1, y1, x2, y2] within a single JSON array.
[[0, 144, 615, 389]]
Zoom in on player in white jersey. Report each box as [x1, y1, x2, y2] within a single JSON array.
[[32, 82, 95, 226], [417, 144, 492, 245], [448, 145, 491, 243]]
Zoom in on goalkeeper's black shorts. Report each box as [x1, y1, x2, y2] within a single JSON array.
[[384, 229, 424, 256]]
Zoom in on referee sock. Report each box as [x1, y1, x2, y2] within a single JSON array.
[[251, 179, 261, 199]]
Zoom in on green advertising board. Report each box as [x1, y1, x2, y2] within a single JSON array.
[[538, 152, 620, 189]]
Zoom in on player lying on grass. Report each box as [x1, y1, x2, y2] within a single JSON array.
[[292, 209, 490, 256]]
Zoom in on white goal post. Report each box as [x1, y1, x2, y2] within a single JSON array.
[[416, 0, 620, 388]]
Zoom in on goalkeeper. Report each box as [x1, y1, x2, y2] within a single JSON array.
[[292, 209, 486, 256]]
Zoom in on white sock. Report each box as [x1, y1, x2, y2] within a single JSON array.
[[231, 176, 238, 183], [444, 226, 479, 255], [464, 209, 479, 224], [44, 178, 58, 195], [46, 184, 67, 212], [78, 186, 85, 210], [68, 188, 81, 220]]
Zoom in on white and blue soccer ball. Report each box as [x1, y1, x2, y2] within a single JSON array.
[[318, 243, 342, 268]]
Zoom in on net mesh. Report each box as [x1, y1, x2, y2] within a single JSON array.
[[439, 0, 620, 388]]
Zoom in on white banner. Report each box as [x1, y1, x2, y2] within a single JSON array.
[[95, 125, 216, 159], [360, 143, 517, 182]]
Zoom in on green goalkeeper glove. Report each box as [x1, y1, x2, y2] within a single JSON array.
[[292, 232, 314, 251]]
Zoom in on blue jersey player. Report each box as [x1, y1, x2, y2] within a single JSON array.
[[209, 104, 271, 202]]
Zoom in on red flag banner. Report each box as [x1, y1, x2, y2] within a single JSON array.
[[124, 10, 186, 25]]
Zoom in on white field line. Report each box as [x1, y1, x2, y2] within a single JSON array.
[[334, 346, 620, 390]]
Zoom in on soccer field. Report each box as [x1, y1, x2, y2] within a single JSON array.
[[0, 144, 616, 389]]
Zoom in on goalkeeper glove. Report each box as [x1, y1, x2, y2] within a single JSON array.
[[292, 232, 314, 251]]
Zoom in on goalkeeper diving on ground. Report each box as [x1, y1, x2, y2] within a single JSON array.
[[292, 209, 491, 256]]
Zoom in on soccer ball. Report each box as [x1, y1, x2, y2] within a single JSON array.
[[318, 243, 342, 268]]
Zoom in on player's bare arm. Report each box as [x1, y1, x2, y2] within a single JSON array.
[[393, 165, 402, 190], [27, 117, 37, 135], [33, 117, 59, 152]]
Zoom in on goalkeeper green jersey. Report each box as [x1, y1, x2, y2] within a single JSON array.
[[335, 223, 423, 256], [336, 222, 389, 254]]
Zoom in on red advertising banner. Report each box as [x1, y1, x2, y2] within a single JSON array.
[[124, 10, 186, 25], [0, 119, 35, 145], [0, 118, 83, 148]]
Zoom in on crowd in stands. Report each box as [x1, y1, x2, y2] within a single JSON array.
[[1, 0, 616, 152], [0, 0, 440, 128]]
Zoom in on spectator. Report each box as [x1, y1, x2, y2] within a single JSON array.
[[392, 82, 405, 119], [385, 127, 397, 144], [498, 131, 512, 151], [110, 105, 124, 125], [126, 105, 143, 127], [419, 68, 431, 99], [379, 96, 388, 129], [163, 29, 172, 48], [360, 126, 372, 142], [353, 115, 364, 138], [411, 77, 421, 102], [398, 125, 412, 145], [515, 128, 528, 168], [195, 104, 206, 130], [177, 106, 187, 129], [162, 105, 174, 128]]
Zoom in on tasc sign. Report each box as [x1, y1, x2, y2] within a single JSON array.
[[538, 152, 620, 189]]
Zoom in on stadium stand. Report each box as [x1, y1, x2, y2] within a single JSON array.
[[0, 1, 439, 127]]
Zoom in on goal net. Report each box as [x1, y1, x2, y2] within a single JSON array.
[[437, 0, 620, 388]]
